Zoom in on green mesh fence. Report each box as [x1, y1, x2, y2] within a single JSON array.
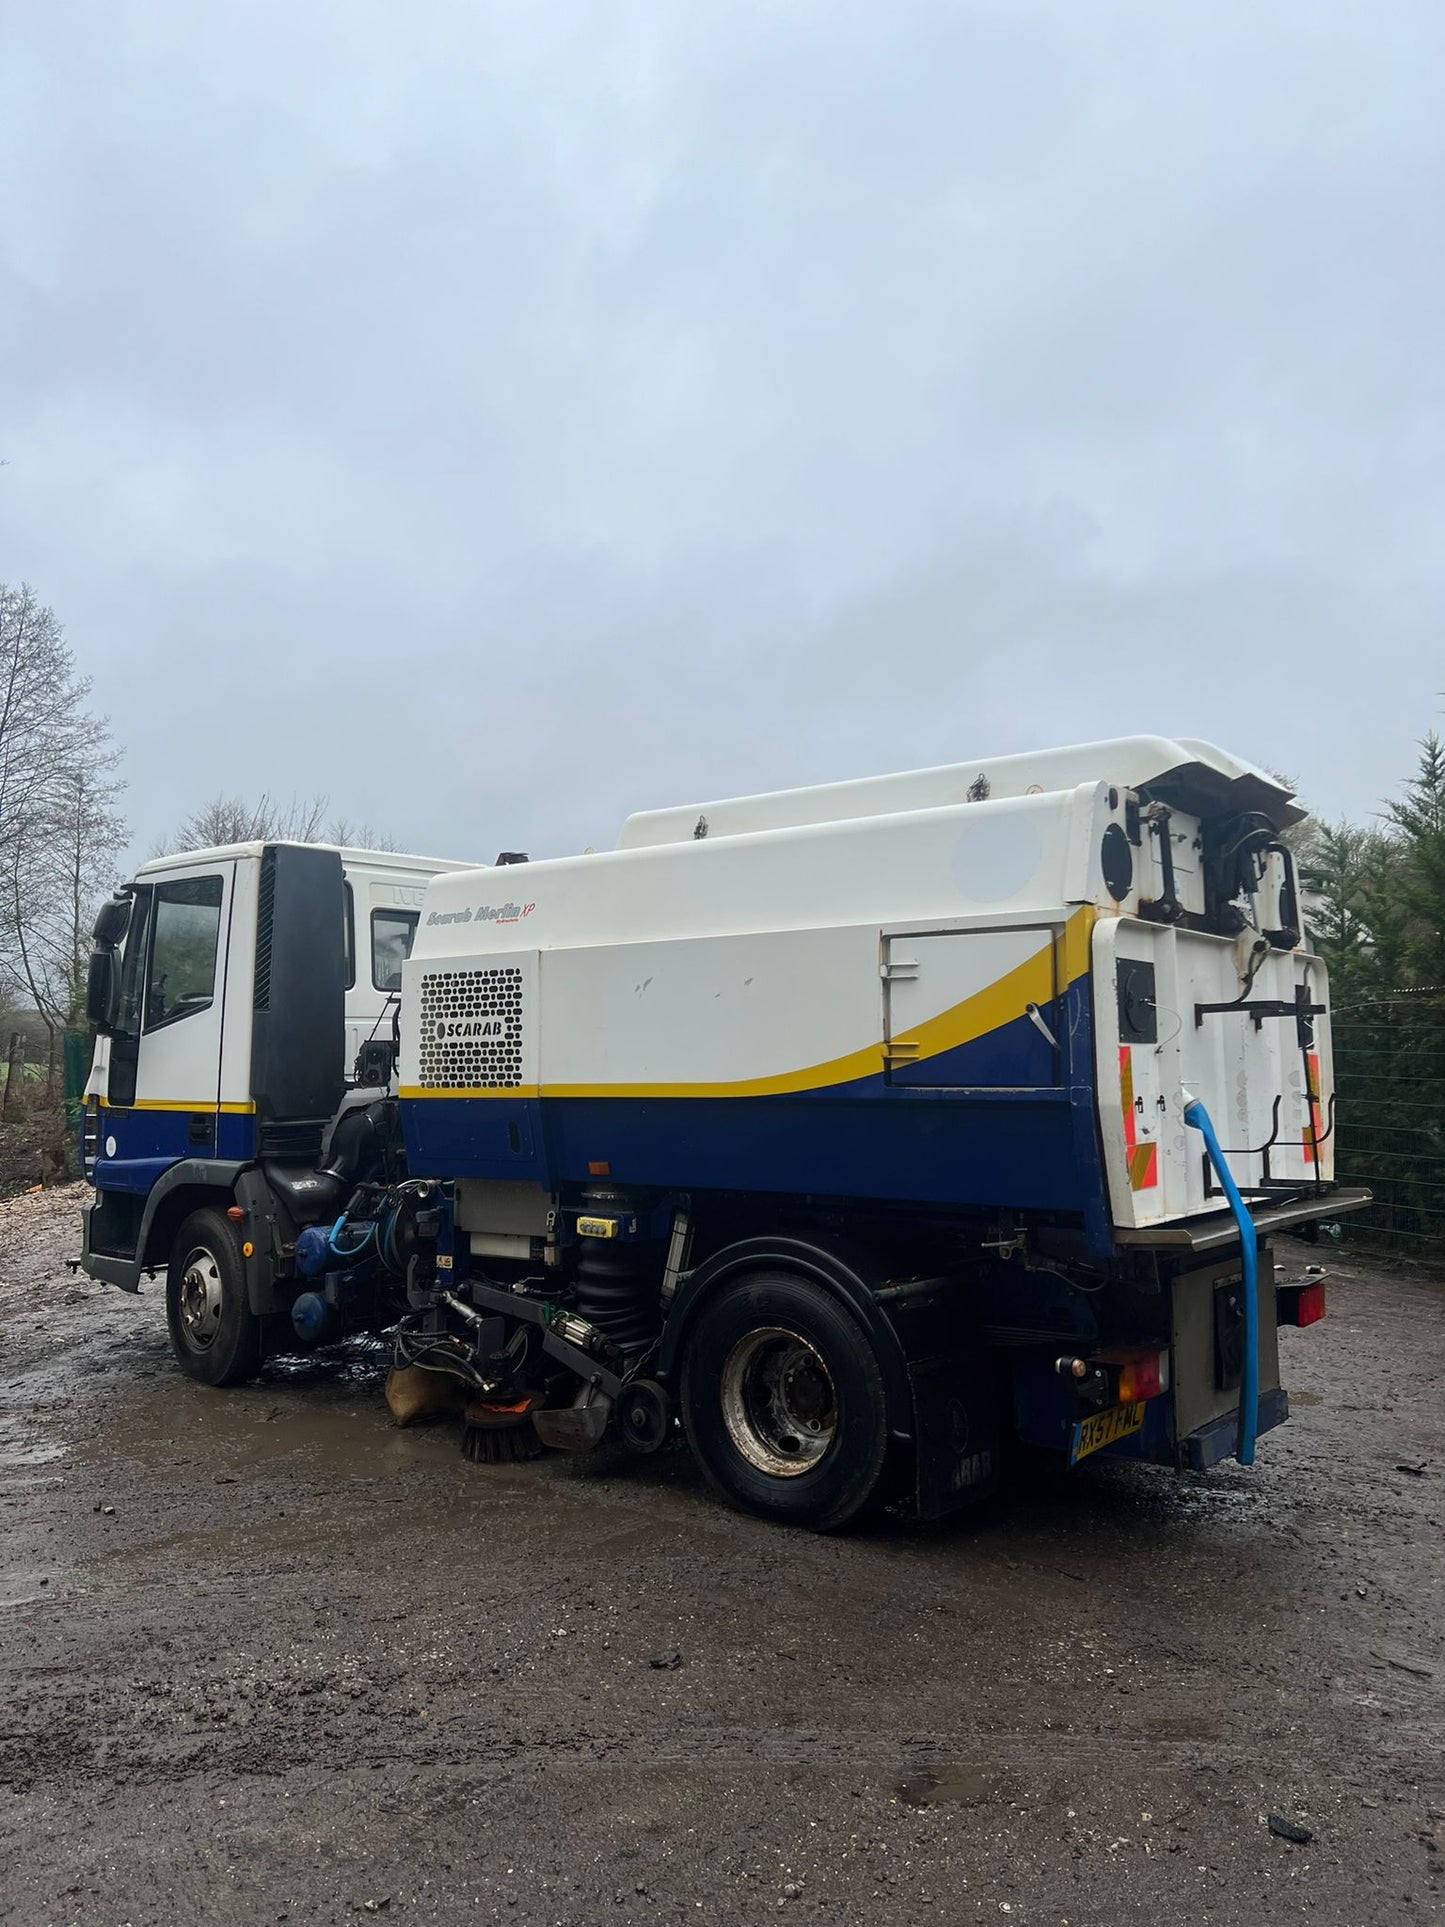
[[1331, 1004, 1445, 1251]]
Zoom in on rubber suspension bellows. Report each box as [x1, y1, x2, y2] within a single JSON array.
[[572, 1187, 662, 1352]]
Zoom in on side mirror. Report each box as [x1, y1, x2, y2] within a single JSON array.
[[93, 893, 132, 947], [85, 947, 120, 1031]]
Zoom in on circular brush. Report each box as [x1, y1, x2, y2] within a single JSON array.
[[460, 1395, 546, 1464]]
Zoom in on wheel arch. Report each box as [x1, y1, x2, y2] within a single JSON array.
[[139, 1162, 249, 1274], [658, 1235, 915, 1444]]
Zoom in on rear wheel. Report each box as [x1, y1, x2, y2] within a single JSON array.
[[679, 1271, 889, 1531], [165, 1208, 262, 1387]]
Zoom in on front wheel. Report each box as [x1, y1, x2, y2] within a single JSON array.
[[679, 1271, 889, 1531], [166, 1208, 262, 1387]]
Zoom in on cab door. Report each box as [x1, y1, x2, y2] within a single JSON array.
[[97, 863, 235, 1194]]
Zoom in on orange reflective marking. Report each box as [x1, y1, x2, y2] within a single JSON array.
[[1119, 1045, 1158, 1190]]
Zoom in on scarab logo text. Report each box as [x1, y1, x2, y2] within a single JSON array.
[[435, 1018, 511, 1040], [426, 901, 535, 927]]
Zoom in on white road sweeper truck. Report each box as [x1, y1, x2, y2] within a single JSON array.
[[79, 738, 1366, 1528]]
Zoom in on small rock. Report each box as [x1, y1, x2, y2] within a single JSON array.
[[648, 1652, 682, 1670], [782, 1882, 802, 1899], [1394, 1461, 1427, 1476], [101, 1505, 115, 1517], [1268, 1816, 1313, 1845]]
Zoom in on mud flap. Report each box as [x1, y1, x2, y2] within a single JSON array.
[[907, 1352, 1001, 1519], [878, 1288, 1001, 1520]]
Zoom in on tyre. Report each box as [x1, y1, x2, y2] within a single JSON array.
[[679, 1270, 890, 1531], [165, 1208, 263, 1387]]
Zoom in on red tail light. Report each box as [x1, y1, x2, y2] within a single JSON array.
[[1115, 1349, 1168, 1404], [1277, 1277, 1327, 1327]]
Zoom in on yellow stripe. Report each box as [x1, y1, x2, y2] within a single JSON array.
[[1057, 904, 1096, 986], [400, 1084, 543, 1100], [403, 907, 1093, 1103], [100, 1099, 256, 1114]]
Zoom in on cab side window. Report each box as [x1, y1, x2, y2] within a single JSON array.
[[144, 877, 225, 1032], [371, 908, 419, 992]]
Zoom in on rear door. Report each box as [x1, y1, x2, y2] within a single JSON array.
[[97, 863, 234, 1193], [1094, 914, 1332, 1232]]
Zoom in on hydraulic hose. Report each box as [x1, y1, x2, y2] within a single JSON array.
[[327, 1213, 374, 1261], [1183, 1096, 1258, 1465]]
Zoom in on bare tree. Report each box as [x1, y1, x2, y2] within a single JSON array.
[[0, 584, 127, 1090], [0, 585, 106, 870], [9, 762, 127, 1060], [155, 793, 397, 855]]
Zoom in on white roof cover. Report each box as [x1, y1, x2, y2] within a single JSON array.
[[617, 735, 1300, 849]]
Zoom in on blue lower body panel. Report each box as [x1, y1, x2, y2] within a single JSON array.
[[402, 1087, 1094, 1216], [92, 1107, 256, 1195]]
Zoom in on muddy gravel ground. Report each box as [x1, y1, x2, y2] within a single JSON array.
[[1, 1187, 1442, 1927]]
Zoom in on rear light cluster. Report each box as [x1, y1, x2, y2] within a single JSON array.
[[1115, 1348, 1170, 1404], [1054, 1346, 1171, 1409], [1277, 1273, 1327, 1328]]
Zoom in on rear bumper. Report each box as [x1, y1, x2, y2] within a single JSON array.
[[1183, 1386, 1289, 1469], [1113, 1186, 1372, 1253]]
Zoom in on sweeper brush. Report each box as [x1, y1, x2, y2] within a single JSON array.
[[460, 1396, 546, 1464]]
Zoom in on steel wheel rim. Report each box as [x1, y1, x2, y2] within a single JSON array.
[[178, 1245, 224, 1349], [720, 1325, 838, 1477]]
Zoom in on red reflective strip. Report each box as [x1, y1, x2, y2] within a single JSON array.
[[1129, 1141, 1159, 1191], [1303, 1050, 1322, 1163], [1120, 1047, 1136, 1154]]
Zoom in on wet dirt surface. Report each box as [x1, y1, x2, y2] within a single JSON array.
[[2, 1186, 1442, 1926]]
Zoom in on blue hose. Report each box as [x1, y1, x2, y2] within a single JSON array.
[[327, 1213, 374, 1261], [1183, 1097, 1258, 1465]]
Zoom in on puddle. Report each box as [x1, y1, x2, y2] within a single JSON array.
[[0, 1567, 68, 1608], [898, 1765, 1004, 1807], [0, 1424, 66, 1469]]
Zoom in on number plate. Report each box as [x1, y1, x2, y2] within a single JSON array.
[[1069, 1400, 1146, 1466]]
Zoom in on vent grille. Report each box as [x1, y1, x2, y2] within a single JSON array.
[[418, 966, 524, 1089], [254, 849, 276, 1011]]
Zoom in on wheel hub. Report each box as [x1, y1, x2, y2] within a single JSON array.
[[178, 1246, 224, 1348], [720, 1326, 838, 1478]]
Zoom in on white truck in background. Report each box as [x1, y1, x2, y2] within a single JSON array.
[[80, 738, 1367, 1530]]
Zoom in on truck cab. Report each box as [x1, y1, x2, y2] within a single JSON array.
[[81, 840, 473, 1292]]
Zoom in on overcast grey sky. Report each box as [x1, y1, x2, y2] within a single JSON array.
[[2, 1, 1441, 864]]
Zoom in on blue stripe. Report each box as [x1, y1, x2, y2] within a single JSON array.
[[403, 1089, 1086, 1212], [94, 1109, 256, 1193]]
